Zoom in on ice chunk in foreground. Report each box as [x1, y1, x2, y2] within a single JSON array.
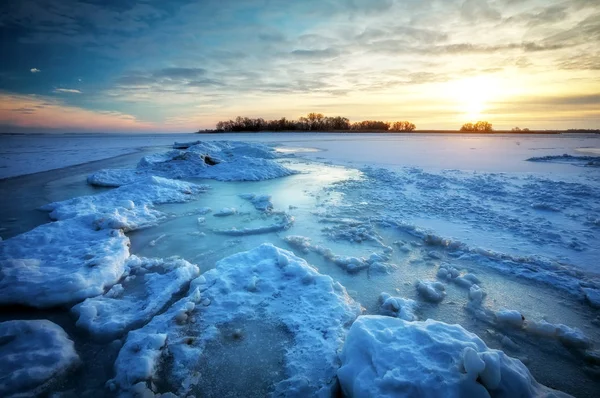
[[0, 320, 79, 396], [72, 255, 199, 340], [0, 218, 129, 308], [109, 244, 361, 397], [41, 176, 207, 231], [338, 315, 571, 398]]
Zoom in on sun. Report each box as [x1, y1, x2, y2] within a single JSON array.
[[448, 76, 500, 120]]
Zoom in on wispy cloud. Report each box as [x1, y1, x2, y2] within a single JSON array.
[[53, 88, 82, 94], [0, 92, 156, 131], [30, 68, 41, 73]]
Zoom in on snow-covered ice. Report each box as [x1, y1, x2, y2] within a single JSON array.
[[2, 133, 600, 397], [72, 255, 199, 340], [109, 244, 361, 396], [41, 176, 207, 231], [0, 218, 129, 308], [337, 315, 571, 398], [86, 141, 297, 186], [0, 320, 79, 396]]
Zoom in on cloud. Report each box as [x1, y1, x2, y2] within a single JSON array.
[[30, 68, 41, 73], [0, 92, 156, 131], [153, 67, 206, 79], [291, 48, 341, 59], [461, 0, 501, 22], [53, 88, 82, 94]]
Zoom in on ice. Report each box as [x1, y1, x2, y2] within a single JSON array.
[[0, 320, 79, 396], [71, 255, 200, 340], [524, 320, 591, 350], [526, 154, 600, 167], [582, 287, 600, 308], [495, 309, 525, 328], [379, 292, 418, 321], [213, 207, 237, 217], [416, 279, 447, 303], [86, 141, 296, 186], [0, 218, 129, 308], [239, 193, 274, 212], [283, 234, 396, 274], [213, 212, 294, 236], [40, 176, 208, 231], [337, 315, 571, 398], [109, 244, 361, 396]]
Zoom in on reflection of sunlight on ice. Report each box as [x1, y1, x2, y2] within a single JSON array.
[[575, 147, 600, 155], [274, 146, 322, 154]]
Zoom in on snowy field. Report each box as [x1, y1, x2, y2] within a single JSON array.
[[1, 132, 599, 397]]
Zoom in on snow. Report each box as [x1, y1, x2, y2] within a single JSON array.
[[3, 133, 600, 397], [109, 244, 361, 396], [239, 193, 274, 212], [0, 218, 129, 308], [337, 315, 571, 398], [416, 280, 447, 303], [86, 141, 296, 186], [495, 309, 525, 328], [71, 255, 199, 340], [41, 176, 208, 231], [213, 207, 237, 217], [0, 320, 79, 396], [379, 292, 418, 321], [582, 287, 600, 308]]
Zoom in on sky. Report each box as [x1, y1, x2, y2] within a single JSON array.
[[0, 0, 599, 133]]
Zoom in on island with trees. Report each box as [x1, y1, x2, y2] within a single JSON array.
[[197, 113, 598, 134]]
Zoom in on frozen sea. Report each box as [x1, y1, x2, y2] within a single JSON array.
[[1, 132, 600, 397]]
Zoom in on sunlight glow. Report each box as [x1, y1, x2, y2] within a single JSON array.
[[449, 76, 502, 120]]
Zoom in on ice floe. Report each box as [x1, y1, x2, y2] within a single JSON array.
[[0, 218, 129, 308], [41, 176, 207, 231], [87, 141, 297, 186], [337, 315, 571, 398], [109, 244, 361, 396], [0, 320, 79, 397], [72, 255, 199, 340]]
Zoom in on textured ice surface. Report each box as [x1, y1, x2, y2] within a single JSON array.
[[41, 176, 207, 231], [72, 255, 199, 339], [0, 320, 79, 396], [87, 141, 296, 186], [109, 244, 361, 397], [379, 292, 418, 321], [0, 218, 129, 308], [338, 316, 571, 398]]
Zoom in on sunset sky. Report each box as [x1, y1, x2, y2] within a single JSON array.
[[0, 0, 599, 132]]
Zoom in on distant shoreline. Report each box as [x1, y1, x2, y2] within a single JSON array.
[[195, 129, 598, 135]]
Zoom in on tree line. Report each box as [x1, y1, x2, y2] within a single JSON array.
[[215, 113, 416, 132]]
